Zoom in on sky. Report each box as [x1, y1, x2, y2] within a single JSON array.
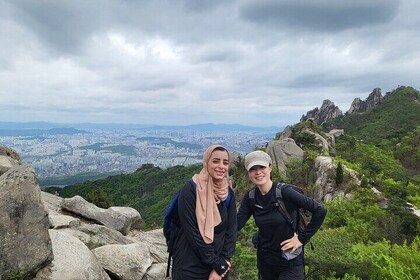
[[1, 0, 419, 127]]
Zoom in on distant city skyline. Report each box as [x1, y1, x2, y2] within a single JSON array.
[[1, 1, 419, 126], [0, 126, 275, 180]]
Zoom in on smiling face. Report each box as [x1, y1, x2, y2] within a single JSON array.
[[248, 165, 272, 188], [207, 150, 229, 181]]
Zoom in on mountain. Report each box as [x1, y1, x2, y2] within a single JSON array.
[[0, 121, 283, 133], [0, 127, 89, 136], [325, 86, 420, 144]]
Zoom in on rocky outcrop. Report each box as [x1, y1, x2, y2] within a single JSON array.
[[0, 146, 168, 280], [347, 88, 383, 114], [325, 129, 345, 149], [92, 243, 153, 280], [300, 100, 343, 125], [276, 126, 293, 140], [312, 156, 360, 202], [62, 195, 142, 235], [34, 230, 111, 280], [266, 138, 304, 177], [0, 165, 53, 279]]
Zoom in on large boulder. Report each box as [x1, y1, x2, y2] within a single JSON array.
[[0, 165, 53, 279], [92, 243, 153, 280], [110, 206, 143, 231], [129, 229, 168, 263], [62, 195, 139, 235], [34, 230, 111, 280], [266, 138, 304, 177]]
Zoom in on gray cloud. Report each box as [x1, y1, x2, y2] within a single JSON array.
[[240, 0, 400, 33], [0, 0, 419, 127]]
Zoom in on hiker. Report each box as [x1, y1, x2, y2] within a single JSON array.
[[237, 150, 327, 280], [171, 145, 237, 280]]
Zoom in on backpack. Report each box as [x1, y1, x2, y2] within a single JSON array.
[[163, 179, 233, 277], [248, 182, 309, 234]]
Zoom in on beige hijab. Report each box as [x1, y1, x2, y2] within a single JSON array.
[[193, 145, 229, 244]]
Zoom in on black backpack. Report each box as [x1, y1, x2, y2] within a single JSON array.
[[248, 182, 309, 234], [163, 179, 233, 277]]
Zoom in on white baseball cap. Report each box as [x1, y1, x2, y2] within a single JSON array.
[[244, 150, 272, 171]]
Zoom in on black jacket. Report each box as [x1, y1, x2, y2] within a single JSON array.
[[237, 182, 327, 265], [172, 180, 237, 279]]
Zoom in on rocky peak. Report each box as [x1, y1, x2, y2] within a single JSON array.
[[300, 99, 343, 125], [347, 88, 383, 114]]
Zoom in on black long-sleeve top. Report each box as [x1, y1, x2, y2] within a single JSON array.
[[172, 180, 237, 279], [237, 182, 326, 264]]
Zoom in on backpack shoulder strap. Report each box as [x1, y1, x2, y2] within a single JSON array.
[[225, 188, 232, 208], [274, 183, 296, 231], [248, 187, 257, 214]]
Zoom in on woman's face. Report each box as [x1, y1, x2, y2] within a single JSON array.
[[207, 150, 229, 181], [248, 165, 272, 186]]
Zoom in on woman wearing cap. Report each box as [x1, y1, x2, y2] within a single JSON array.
[[237, 150, 327, 280], [172, 145, 237, 280]]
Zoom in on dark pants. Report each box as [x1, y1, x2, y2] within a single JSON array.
[[257, 250, 304, 280]]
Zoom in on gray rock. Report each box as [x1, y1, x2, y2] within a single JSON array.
[[41, 192, 64, 214], [143, 263, 168, 280], [0, 165, 52, 279], [0, 155, 15, 175], [0, 145, 21, 162], [62, 195, 132, 235], [129, 229, 168, 263], [109, 206, 143, 231], [92, 243, 152, 280], [73, 224, 134, 247], [34, 230, 111, 280], [49, 213, 81, 229], [266, 138, 304, 177]]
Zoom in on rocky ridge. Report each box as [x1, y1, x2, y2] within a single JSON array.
[[300, 88, 384, 124]]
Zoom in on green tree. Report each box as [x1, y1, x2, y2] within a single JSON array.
[[335, 162, 344, 187], [85, 188, 113, 208]]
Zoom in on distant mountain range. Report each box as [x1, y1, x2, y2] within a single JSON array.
[[0, 122, 283, 136]]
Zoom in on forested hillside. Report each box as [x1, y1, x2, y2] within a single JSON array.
[[47, 86, 420, 279], [51, 164, 201, 228]]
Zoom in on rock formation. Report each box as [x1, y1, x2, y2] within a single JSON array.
[[0, 145, 168, 280], [266, 138, 304, 177], [347, 88, 383, 114], [0, 146, 53, 279], [300, 100, 343, 125]]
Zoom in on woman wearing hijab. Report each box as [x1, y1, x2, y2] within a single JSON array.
[[237, 151, 327, 280], [171, 145, 237, 280]]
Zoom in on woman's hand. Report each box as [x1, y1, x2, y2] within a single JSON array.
[[208, 260, 231, 280], [280, 233, 303, 253], [208, 270, 222, 280]]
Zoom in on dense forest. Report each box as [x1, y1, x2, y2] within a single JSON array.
[[47, 86, 420, 279]]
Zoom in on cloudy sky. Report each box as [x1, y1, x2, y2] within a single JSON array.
[[1, 0, 419, 127]]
